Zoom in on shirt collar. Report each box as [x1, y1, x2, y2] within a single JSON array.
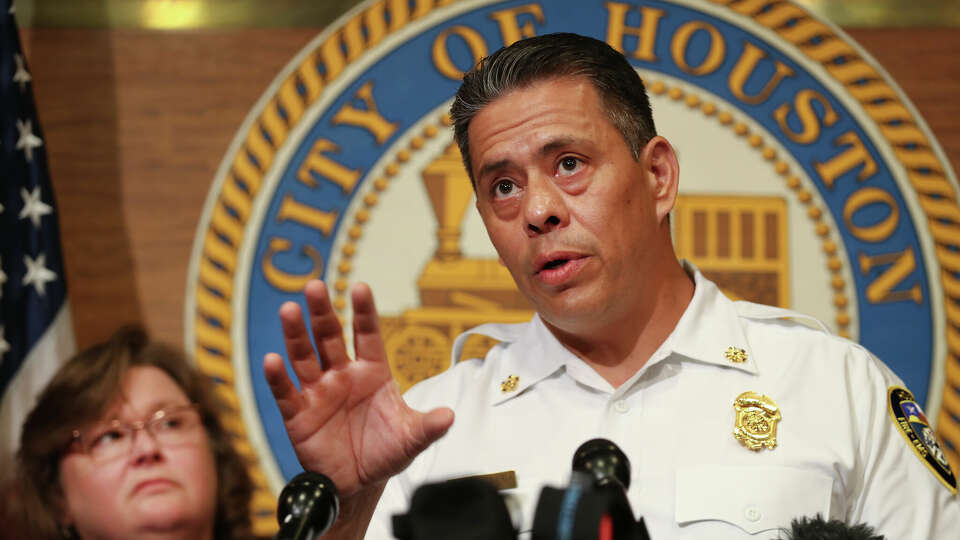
[[492, 314, 571, 405], [450, 317, 569, 406], [663, 262, 759, 376]]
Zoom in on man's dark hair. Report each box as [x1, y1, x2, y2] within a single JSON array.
[[450, 32, 657, 185]]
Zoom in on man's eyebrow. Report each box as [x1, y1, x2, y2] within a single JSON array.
[[475, 137, 586, 181], [476, 158, 513, 183], [539, 136, 581, 156]]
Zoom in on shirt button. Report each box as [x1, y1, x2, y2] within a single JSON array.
[[613, 400, 629, 413], [744, 505, 761, 522]]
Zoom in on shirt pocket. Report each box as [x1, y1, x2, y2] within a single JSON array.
[[675, 465, 833, 535]]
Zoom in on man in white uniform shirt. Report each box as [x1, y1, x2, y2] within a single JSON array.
[[262, 33, 958, 539]]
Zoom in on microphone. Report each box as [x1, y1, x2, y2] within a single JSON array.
[[392, 476, 517, 540], [572, 438, 631, 492], [779, 515, 885, 540], [532, 438, 649, 540], [275, 471, 340, 540]]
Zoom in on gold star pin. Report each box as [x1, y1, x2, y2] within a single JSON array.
[[725, 346, 748, 363], [500, 375, 519, 393]]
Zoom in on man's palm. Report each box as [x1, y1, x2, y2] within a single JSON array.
[[264, 281, 453, 497]]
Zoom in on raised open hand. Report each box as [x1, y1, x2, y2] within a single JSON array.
[[263, 281, 454, 499]]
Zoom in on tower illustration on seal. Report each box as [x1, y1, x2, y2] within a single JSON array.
[[380, 143, 533, 392]]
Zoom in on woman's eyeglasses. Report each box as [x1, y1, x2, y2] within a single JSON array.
[[70, 404, 203, 461]]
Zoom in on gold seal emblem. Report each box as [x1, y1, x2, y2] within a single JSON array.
[[733, 391, 781, 451]]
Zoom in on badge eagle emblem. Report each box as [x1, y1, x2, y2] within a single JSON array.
[[733, 391, 781, 451]]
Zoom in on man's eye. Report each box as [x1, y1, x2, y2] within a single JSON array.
[[558, 156, 582, 176], [493, 180, 516, 198]]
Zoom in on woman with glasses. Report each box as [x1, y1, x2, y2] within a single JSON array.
[[9, 326, 254, 540]]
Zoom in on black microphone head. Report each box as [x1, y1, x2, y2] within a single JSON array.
[[392, 477, 516, 540], [571, 438, 631, 491], [781, 515, 885, 540], [277, 471, 339, 538]]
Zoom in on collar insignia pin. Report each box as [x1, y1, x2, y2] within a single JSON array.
[[733, 391, 781, 451], [500, 375, 519, 393], [725, 346, 747, 363]]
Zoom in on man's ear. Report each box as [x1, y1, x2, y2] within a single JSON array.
[[639, 136, 680, 224]]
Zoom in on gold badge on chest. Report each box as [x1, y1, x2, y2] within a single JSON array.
[[733, 391, 781, 451]]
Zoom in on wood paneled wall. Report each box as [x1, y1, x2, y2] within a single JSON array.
[[18, 27, 960, 349]]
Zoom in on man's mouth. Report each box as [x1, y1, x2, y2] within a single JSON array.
[[535, 251, 586, 273], [534, 252, 589, 284], [541, 258, 569, 271]]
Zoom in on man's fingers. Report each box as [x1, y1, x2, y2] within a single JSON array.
[[279, 301, 324, 384], [263, 352, 305, 420], [304, 280, 351, 370], [407, 407, 455, 457], [398, 407, 454, 459], [421, 407, 455, 443], [351, 282, 387, 364]]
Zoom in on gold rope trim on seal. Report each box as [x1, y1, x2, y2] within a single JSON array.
[[331, 116, 452, 311], [709, 0, 960, 478], [191, 1, 460, 534]]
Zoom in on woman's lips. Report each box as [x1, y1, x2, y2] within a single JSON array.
[[132, 478, 176, 496]]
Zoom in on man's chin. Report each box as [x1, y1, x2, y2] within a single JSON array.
[[535, 293, 610, 333]]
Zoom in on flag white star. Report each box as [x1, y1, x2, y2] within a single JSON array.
[[13, 53, 31, 92], [22, 254, 57, 296], [19, 186, 52, 228], [15, 119, 42, 162], [0, 325, 10, 363]]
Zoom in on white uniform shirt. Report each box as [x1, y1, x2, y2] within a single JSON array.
[[367, 267, 959, 539]]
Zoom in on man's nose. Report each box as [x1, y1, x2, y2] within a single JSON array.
[[524, 175, 568, 236]]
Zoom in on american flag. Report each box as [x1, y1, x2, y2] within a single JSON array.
[[0, 0, 75, 482]]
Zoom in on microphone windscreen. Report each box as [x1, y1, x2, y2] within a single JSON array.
[[572, 438, 631, 491], [531, 486, 635, 540], [276, 471, 339, 540], [778, 515, 885, 540], [392, 477, 515, 540]]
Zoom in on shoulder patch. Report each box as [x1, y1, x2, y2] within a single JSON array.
[[888, 386, 957, 494]]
